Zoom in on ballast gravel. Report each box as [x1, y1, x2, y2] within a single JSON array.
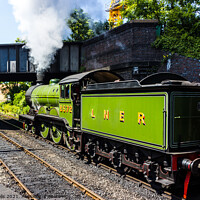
[[0, 130, 91, 200], [1, 127, 167, 200]]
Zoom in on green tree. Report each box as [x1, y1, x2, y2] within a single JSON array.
[[66, 9, 109, 42], [121, 0, 165, 24], [0, 82, 31, 103], [15, 37, 26, 44], [66, 9, 95, 42], [121, 0, 200, 59], [91, 20, 110, 36], [13, 90, 30, 114], [0, 82, 31, 116], [154, 1, 200, 58]]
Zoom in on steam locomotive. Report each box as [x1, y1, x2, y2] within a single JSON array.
[[19, 70, 200, 199]]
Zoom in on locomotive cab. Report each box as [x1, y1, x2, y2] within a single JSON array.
[[58, 70, 124, 129], [58, 82, 81, 128]]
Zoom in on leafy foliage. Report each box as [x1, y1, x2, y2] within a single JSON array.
[[66, 9, 109, 42], [91, 20, 110, 36], [153, 32, 200, 59], [0, 82, 30, 102], [13, 91, 26, 108], [121, 0, 200, 59], [66, 9, 95, 42], [0, 93, 30, 116], [0, 82, 31, 116], [121, 0, 165, 24], [154, 1, 200, 58], [15, 37, 26, 44]]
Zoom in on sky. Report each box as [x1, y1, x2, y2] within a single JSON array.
[[0, 0, 110, 44], [0, 0, 21, 43]]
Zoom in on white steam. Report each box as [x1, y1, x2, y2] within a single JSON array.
[[9, 0, 71, 72], [9, 0, 108, 72]]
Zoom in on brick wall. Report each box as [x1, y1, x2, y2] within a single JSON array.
[[82, 20, 163, 77], [82, 20, 200, 82], [158, 54, 200, 82]]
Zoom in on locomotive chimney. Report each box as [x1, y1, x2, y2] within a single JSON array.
[[36, 71, 45, 84]]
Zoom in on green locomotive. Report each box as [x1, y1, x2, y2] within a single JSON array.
[[20, 70, 200, 199]]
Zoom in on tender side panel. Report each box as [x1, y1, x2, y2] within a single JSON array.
[[171, 92, 200, 148], [81, 92, 168, 150]]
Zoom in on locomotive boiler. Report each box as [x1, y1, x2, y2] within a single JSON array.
[[19, 70, 200, 199]]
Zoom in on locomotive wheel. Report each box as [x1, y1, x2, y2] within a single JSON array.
[[40, 123, 50, 139], [64, 131, 75, 151], [51, 126, 63, 144]]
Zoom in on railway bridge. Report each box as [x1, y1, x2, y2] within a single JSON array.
[[2, 20, 198, 83], [0, 42, 82, 84]]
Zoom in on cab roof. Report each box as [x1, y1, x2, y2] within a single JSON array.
[[59, 70, 123, 84]]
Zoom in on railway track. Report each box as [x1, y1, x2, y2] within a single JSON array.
[[0, 121, 104, 200], [0, 158, 37, 200], [0, 115, 184, 200]]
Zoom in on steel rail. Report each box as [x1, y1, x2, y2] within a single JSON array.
[[0, 131, 105, 200], [37, 133, 182, 199], [0, 116, 181, 200], [0, 159, 37, 200]]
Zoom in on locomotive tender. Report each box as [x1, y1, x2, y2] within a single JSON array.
[[20, 70, 200, 198]]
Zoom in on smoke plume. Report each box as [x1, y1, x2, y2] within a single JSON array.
[[9, 0, 108, 73]]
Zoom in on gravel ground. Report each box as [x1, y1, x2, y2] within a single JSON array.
[[0, 164, 28, 199], [0, 132, 90, 200], [1, 116, 200, 200], [0, 126, 167, 200]]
